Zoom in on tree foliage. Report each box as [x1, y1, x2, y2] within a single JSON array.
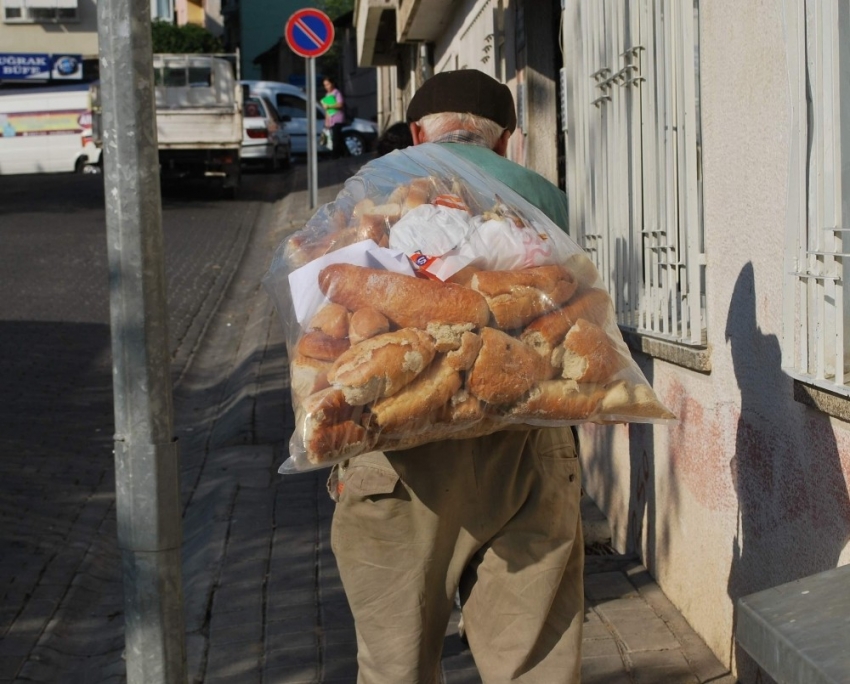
[[316, 0, 355, 81], [151, 20, 224, 54]]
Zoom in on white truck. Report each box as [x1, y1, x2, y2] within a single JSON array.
[[151, 53, 243, 197], [0, 83, 101, 175]]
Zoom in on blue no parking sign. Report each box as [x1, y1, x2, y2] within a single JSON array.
[[285, 8, 335, 58]]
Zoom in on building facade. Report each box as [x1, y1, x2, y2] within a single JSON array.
[[354, 0, 850, 680]]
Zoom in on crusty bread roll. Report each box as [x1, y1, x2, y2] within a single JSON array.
[[471, 265, 579, 330], [319, 264, 491, 330], [446, 265, 481, 288], [371, 356, 462, 433], [437, 390, 486, 424], [296, 330, 351, 362], [508, 380, 607, 421], [445, 331, 482, 371], [285, 226, 367, 268], [467, 327, 548, 405], [426, 322, 475, 352], [559, 319, 624, 383], [290, 354, 332, 399], [520, 288, 613, 369], [308, 303, 350, 339], [349, 307, 390, 345], [328, 328, 436, 405], [306, 420, 372, 464], [599, 380, 676, 420]]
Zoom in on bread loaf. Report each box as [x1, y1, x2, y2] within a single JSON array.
[[558, 319, 624, 383], [290, 354, 332, 399], [426, 322, 475, 352], [328, 328, 436, 405], [371, 356, 463, 433], [300, 388, 373, 463], [445, 331, 482, 371], [308, 303, 350, 339], [471, 265, 579, 330], [349, 307, 390, 345], [599, 380, 676, 420], [296, 330, 351, 362], [508, 380, 607, 421], [467, 327, 548, 405], [520, 288, 613, 369], [319, 264, 491, 329]]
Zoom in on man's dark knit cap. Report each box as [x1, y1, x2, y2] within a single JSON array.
[[406, 69, 517, 133]]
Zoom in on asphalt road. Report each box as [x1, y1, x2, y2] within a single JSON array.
[[0, 166, 293, 682]]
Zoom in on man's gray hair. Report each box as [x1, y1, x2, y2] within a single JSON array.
[[416, 112, 505, 148]]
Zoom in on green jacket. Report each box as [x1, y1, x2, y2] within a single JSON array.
[[441, 143, 570, 234]]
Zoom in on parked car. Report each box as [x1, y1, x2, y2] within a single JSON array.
[[240, 80, 378, 157], [241, 95, 292, 172]]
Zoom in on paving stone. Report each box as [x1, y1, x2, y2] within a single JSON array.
[[584, 571, 640, 601], [263, 661, 318, 684], [581, 637, 623, 658], [630, 649, 700, 683], [582, 655, 632, 684]]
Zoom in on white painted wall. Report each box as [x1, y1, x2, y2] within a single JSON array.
[[579, 1, 850, 677]]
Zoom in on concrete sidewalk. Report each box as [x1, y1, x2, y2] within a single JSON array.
[[184, 156, 737, 684]]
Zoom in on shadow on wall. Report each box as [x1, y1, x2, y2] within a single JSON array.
[[725, 262, 850, 679]]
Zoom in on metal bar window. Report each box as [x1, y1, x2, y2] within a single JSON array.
[[561, 0, 705, 346], [785, 0, 850, 392]]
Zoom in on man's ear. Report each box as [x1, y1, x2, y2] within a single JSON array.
[[410, 122, 424, 145], [493, 129, 512, 157]]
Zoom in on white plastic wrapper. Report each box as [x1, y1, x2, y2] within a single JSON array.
[[263, 143, 676, 472]]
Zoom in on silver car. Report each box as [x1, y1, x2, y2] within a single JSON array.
[[241, 95, 292, 172], [240, 80, 378, 157]]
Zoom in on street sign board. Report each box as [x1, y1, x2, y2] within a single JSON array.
[[285, 8, 335, 58]]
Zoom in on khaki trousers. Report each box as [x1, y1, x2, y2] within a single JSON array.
[[330, 427, 584, 684]]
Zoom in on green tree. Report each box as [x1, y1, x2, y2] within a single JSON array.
[[151, 20, 224, 53], [316, 0, 354, 82]]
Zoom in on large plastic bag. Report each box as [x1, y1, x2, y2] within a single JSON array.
[[263, 143, 676, 471]]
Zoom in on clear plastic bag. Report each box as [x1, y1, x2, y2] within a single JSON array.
[[263, 143, 676, 471]]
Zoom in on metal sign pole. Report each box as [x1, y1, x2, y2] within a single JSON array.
[[307, 56, 318, 209], [97, 0, 187, 681]]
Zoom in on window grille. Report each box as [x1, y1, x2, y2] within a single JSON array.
[[561, 0, 705, 346], [784, 0, 850, 392], [2, 0, 78, 23]]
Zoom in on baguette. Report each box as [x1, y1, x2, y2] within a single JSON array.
[[559, 319, 624, 383], [520, 288, 613, 367], [319, 264, 491, 329], [349, 307, 390, 345], [467, 327, 548, 405], [599, 380, 677, 421], [471, 265, 579, 330], [507, 380, 607, 421], [308, 303, 350, 339], [290, 354, 332, 399], [296, 330, 351, 362], [371, 356, 463, 433], [328, 328, 436, 405], [445, 331, 482, 371]]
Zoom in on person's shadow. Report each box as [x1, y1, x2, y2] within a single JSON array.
[[726, 263, 850, 680]]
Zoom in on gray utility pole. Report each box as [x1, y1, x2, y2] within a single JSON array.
[[97, 0, 187, 682], [307, 56, 318, 209]]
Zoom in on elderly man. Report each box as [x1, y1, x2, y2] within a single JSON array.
[[330, 69, 582, 684]]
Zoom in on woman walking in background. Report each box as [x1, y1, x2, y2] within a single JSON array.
[[321, 77, 347, 159]]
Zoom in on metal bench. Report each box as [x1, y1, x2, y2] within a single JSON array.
[[736, 564, 850, 683]]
